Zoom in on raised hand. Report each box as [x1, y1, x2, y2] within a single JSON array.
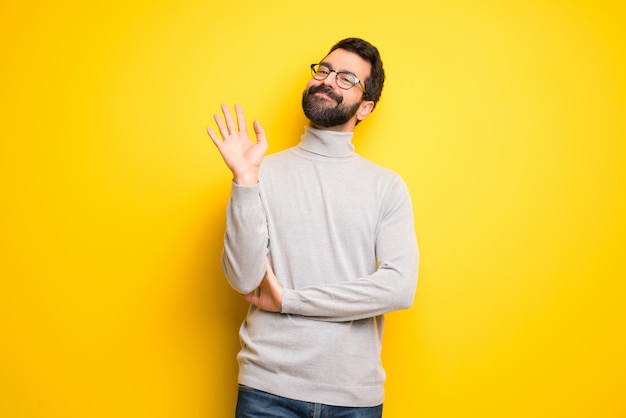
[[207, 103, 268, 186]]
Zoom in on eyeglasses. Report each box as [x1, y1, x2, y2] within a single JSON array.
[[310, 63, 366, 93]]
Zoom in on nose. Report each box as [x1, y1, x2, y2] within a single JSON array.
[[321, 70, 338, 89]]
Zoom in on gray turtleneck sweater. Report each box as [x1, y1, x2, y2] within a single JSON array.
[[222, 126, 419, 407]]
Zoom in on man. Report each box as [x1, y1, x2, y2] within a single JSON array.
[[207, 38, 419, 417]]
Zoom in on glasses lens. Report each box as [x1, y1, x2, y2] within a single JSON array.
[[312, 64, 331, 80], [336, 73, 357, 89]]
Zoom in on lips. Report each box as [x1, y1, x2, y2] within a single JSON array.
[[315, 91, 333, 100], [308, 85, 343, 105]]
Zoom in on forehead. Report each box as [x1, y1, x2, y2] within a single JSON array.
[[322, 48, 371, 79]]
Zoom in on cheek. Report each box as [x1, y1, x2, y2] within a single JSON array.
[[342, 91, 362, 106], [304, 80, 318, 91]]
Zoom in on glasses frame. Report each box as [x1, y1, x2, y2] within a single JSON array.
[[310, 63, 366, 93]]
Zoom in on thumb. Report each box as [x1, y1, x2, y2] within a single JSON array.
[[253, 120, 268, 147], [242, 292, 256, 304]]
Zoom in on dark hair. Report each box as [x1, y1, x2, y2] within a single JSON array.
[[327, 38, 385, 109]]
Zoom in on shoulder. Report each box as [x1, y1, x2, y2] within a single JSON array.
[[260, 148, 298, 169], [354, 155, 407, 185]]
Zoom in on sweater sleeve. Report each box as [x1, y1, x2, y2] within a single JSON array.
[[222, 182, 269, 294], [280, 177, 419, 322]]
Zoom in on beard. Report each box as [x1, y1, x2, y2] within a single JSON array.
[[302, 85, 362, 128]]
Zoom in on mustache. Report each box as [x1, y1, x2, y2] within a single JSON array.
[[307, 85, 343, 105]]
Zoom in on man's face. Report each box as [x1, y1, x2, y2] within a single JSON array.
[[302, 48, 371, 130]]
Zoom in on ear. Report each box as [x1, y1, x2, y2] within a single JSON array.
[[356, 100, 375, 122]]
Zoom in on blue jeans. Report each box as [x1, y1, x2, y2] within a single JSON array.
[[235, 385, 383, 418]]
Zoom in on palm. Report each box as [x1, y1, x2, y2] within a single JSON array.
[[207, 104, 268, 185], [218, 127, 265, 172]]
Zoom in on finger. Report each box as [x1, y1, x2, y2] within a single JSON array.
[[242, 292, 257, 305], [253, 120, 267, 146], [235, 103, 247, 133], [221, 103, 237, 135], [213, 112, 229, 139], [206, 126, 221, 148]]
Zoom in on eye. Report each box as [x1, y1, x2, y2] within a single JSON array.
[[316, 65, 331, 76], [338, 73, 357, 85]]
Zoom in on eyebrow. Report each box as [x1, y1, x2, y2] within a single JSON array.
[[320, 61, 358, 78]]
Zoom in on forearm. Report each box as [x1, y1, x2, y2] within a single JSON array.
[[222, 182, 269, 294], [281, 252, 419, 322]]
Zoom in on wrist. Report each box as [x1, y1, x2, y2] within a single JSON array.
[[233, 171, 259, 187]]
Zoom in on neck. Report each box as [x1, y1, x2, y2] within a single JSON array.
[[308, 118, 357, 133], [297, 126, 356, 158]]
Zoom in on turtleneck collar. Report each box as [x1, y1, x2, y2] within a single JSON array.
[[296, 126, 356, 158]]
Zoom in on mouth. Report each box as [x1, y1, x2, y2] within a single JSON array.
[[314, 91, 336, 101], [308, 85, 343, 105]]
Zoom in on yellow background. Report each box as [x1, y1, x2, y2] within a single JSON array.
[[1, 0, 625, 417]]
